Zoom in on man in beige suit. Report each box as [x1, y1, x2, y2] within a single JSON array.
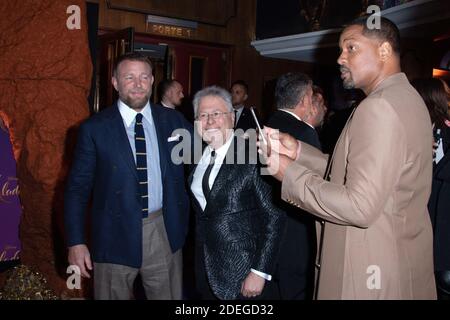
[[260, 17, 436, 299]]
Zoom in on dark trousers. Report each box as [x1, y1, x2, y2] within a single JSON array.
[[436, 271, 450, 300], [264, 215, 315, 300]]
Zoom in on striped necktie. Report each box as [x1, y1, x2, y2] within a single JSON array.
[[135, 113, 149, 218]]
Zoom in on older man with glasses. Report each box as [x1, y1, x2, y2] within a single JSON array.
[[188, 85, 285, 300]]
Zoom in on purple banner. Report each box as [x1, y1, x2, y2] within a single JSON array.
[[0, 125, 21, 262]]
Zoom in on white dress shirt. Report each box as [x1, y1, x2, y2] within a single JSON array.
[[234, 105, 244, 124], [191, 135, 233, 211], [435, 128, 444, 164], [118, 100, 162, 213], [161, 101, 174, 109], [191, 134, 271, 281]]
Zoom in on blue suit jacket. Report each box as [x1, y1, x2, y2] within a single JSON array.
[[64, 102, 192, 268]]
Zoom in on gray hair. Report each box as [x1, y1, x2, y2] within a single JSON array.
[[193, 85, 233, 117], [275, 72, 312, 110]]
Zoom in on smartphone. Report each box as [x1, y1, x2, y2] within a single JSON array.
[[250, 107, 267, 145]]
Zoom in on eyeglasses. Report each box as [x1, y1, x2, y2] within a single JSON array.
[[196, 111, 233, 121]]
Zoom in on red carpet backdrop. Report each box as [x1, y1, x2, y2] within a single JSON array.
[[0, 127, 21, 263], [0, 0, 92, 297]]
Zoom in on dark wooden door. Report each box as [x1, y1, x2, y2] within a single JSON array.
[[95, 28, 134, 112]]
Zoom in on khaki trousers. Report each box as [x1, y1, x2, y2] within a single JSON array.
[[93, 210, 182, 300]]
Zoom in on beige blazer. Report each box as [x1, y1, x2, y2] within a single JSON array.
[[282, 73, 436, 299]]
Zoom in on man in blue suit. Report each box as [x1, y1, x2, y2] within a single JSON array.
[[65, 53, 191, 299]]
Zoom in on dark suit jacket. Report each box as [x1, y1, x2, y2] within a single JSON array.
[[235, 107, 257, 132], [266, 110, 320, 299], [156, 102, 194, 124], [268, 110, 321, 150], [188, 135, 286, 300], [64, 102, 192, 268], [429, 126, 450, 271]]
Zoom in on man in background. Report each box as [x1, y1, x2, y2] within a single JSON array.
[[157, 79, 184, 109], [265, 72, 319, 299], [306, 85, 328, 129], [230, 80, 257, 131]]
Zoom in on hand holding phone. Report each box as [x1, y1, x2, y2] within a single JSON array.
[[250, 107, 270, 157]]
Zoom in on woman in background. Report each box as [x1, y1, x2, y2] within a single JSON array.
[[412, 78, 450, 300]]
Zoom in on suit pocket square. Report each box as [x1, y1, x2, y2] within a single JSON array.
[[167, 134, 181, 142]]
